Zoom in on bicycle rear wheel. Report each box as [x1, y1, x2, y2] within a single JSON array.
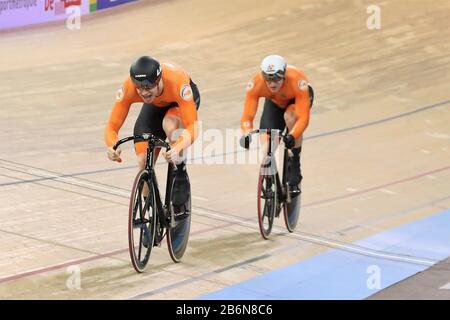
[[283, 190, 301, 232], [128, 170, 156, 273], [282, 146, 302, 232], [257, 159, 277, 239], [167, 173, 192, 263]]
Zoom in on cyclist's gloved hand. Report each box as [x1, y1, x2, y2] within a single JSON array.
[[163, 146, 184, 164], [283, 134, 295, 149], [107, 146, 122, 163], [239, 135, 252, 150]]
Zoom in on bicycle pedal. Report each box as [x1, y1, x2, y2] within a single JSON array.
[[173, 202, 188, 212], [275, 209, 281, 218], [174, 212, 190, 221], [290, 187, 302, 197]]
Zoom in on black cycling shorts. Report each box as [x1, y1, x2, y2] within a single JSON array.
[[259, 85, 314, 131], [259, 98, 294, 132], [133, 79, 200, 142]]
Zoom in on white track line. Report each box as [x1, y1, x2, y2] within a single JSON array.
[[0, 161, 208, 201], [193, 208, 437, 266], [1, 160, 438, 266]]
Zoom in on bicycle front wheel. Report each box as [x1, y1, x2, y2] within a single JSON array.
[[128, 170, 157, 273], [257, 159, 278, 239]]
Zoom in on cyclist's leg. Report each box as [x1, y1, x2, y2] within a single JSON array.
[[259, 98, 285, 155], [162, 107, 183, 146], [163, 82, 199, 207], [134, 103, 171, 167], [283, 104, 303, 188], [162, 79, 200, 156], [162, 107, 190, 207], [283, 104, 303, 148]]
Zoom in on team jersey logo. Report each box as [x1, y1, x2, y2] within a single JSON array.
[[180, 84, 193, 101], [116, 86, 124, 101], [298, 79, 308, 91], [246, 80, 254, 92]]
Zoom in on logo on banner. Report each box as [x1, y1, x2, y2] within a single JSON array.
[[92, 0, 139, 12], [45, 0, 82, 15]]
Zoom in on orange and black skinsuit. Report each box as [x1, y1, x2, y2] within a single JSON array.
[[240, 65, 312, 138], [104, 62, 200, 156], [240, 65, 313, 187]]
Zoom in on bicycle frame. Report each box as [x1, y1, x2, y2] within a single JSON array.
[[149, 143, 173, 226], [248, 129, 290, 207], [114, 133, 174, 231]]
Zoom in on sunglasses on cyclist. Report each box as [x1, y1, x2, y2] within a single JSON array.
[[262, 72, 285, 82], [135, 79, 160, 90]]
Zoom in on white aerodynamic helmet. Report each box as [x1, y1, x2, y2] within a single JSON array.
[[260, 55, 287, 80]]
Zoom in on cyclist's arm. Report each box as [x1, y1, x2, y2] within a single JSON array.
[[240, 78, 260, 134], [172, 94, 198, 152], [288, 82, 311, 139], [104, 102, 131, 148], [104, 82, 135, 147]]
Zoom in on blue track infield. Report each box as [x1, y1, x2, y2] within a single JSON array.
[[199, 209, 450, 300]]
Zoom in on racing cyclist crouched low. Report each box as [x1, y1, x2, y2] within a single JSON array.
[[104, 56, 201, 208], [240, 54, 314, 194]]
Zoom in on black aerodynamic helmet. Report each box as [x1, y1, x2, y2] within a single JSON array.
[[130, 56, 162, 88]]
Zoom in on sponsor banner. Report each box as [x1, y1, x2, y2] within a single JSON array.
[[0, 0, 139, 30], [95, 0, 137, 11], [0, 0, 90, 30]]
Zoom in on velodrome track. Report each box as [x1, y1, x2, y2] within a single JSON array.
[[0, 0, 449, 299]]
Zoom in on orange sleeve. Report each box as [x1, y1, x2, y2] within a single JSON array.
[[288, 79, 311, 139], [172, 84, 198, 151], [240, 75, 261, 134], [104, 79, 137, 147]]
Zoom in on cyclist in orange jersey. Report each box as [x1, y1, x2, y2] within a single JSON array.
[[240, 55, 314, 193], [104, 56, 200, 206]]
